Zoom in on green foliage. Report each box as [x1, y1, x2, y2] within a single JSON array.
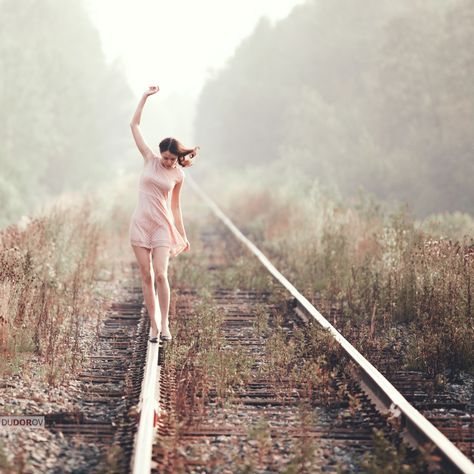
[[0, 0, 135, 226], [196, 0, 474, 218], [210, 166, 474, 377], [418, 211, 474, 243], [0, 196, 111, 384], [358, 429, 437, 473]]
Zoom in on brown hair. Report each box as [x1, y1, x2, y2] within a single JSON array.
[[159, 137, 195, 167]]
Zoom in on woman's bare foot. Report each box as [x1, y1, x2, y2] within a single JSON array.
[[150, 323, 160, 339], [161, 319, 171, 338]]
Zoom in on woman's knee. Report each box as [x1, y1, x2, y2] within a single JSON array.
[[140, 270, 153, 286], [154, 270, 168, 284]]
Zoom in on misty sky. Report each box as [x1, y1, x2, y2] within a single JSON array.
[[85, 0, 306, 100]]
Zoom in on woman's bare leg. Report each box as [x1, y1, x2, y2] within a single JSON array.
[[132, 245, 160, 338], [152, 246, 171, 337]]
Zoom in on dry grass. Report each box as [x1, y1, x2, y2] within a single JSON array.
[[0, 180, 134, 385], [203, 167, 474, 378]]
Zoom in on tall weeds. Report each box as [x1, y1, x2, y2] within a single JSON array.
[[0, 197, 110, 385], [204, 167, 474, 378]]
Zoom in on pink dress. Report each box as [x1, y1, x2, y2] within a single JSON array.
[[129, 156, 187, 257]]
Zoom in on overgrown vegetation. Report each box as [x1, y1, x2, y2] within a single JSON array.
[[0, 192, 130, 385], [202, 169, 474, 381], [358, 429, 439, 474], [166, 292, 256, 417], [168, 235, 397, 469]]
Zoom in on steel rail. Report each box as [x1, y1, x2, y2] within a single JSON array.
[[187, 174, 474, 474], [130, 314, 161, 474]]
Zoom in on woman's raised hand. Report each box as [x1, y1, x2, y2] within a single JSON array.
[[143, 85, 160, 98]]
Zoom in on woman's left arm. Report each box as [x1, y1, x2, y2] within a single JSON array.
[[171, 179, 187, 240]]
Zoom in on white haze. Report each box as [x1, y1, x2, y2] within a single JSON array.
[[84, 0, 307, 143]]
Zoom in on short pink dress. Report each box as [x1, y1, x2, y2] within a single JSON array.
[[129, 156, 187, 257]]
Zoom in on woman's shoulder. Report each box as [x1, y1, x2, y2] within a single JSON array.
[[145, 153, 159, 166], [178, 165, 186, 180]]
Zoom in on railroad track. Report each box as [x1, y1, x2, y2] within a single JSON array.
[[151, 234, 407, 472], [139, 177, 473, 474], [308, 299, 474, 463], [362, 341, 473, 461], [32, 177, 472, 473], [43, 272, 152, 473]]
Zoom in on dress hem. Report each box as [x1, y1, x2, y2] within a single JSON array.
[[130, 240, 171, 249]]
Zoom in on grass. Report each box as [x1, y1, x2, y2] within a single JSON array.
[[0, 188, 132, 385], [358, 428, 439, 473], [160, 187, 437, 473], [2, 166, 470, 469], [202, 166, 474, 379]]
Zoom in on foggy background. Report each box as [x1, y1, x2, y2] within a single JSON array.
[[1, 0, 473, 227]]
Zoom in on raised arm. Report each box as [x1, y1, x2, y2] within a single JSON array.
[[130, 86, 160, 162]]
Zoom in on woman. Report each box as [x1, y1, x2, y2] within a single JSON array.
[[129, 85, 199, 343]]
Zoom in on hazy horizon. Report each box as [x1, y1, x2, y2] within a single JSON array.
[[84, 0, 307, 100]]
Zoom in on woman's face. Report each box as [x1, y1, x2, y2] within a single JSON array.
[[161, 151, 178, 168]]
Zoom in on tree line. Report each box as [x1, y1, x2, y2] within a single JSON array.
[[0, 0, 136, 227], [195, 0, 473, 218]]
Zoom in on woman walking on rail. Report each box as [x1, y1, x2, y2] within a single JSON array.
[[129, 85, 199, 343]]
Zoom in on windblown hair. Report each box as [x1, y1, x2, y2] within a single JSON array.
[[159, 137, 195, 167]]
